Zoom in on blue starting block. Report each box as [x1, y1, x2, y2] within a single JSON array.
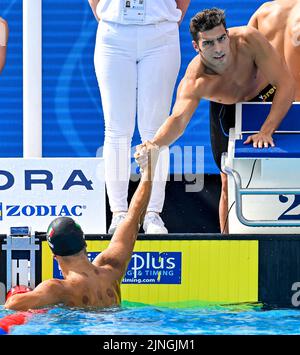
[[237, 102, 300, 133], [235, 133, 300, 158], [222, 102, 300, 233], [235, 102, 300, 158]]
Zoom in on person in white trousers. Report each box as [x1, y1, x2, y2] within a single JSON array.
[[88, 0, 190, 234], [0, 17, 8, 74]]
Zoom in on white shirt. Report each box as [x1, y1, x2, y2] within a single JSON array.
[[96, 0, 182, 25]]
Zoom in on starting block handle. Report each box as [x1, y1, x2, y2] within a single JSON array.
[[222, 154, 300, 227], [2, 233, 40, 293]]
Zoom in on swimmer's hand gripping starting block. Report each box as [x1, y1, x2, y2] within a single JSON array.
[[222, 102, 300, 228]]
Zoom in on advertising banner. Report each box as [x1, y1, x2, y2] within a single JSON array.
[[0, 158, 106, 234]]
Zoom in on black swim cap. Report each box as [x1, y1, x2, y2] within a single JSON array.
[[46, 217, 86, 256]]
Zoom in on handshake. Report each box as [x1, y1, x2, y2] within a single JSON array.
[[134, 141, 160, 180]]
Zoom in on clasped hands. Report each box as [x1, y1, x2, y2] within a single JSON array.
[[134, 141, 160, 177]]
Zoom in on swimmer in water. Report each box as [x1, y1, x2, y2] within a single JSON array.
[[5, 142, 159, 310]]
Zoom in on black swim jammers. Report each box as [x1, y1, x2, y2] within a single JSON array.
[[209, 84, 276, 170]]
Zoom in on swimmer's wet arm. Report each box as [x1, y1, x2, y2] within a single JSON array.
[[152, 79, 200, 148], [247, 28, 295, 137], [88, 0, 100, 21], [94, 150, 157, 279], [4, 280, 66, 311], [127, 150, 158, 225]]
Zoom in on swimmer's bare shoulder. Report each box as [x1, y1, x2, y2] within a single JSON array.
[[177, 55, 206, 101], [221, 26, 257, 59], [228, 25, 256, 41], [92, 242, 129, 284], [248, 2, 276, 28], [288, 3, 300, 48], [4, 278, 67, 310], [35, 278, 67, 300], [35, 278, 85, 307], [254, 1, 276, 15], [231, 25, 271, 57], [237, 25, 288, 86], [251, 2, 276, 17]]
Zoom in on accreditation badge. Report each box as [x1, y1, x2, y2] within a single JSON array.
[[122, 0, 145, 23]]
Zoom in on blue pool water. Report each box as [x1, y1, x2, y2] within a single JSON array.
[[1, 303, 300, 335]]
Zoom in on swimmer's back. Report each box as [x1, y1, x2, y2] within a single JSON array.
[[58, 264, 121, 308]]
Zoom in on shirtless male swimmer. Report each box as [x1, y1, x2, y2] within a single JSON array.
[[249, 0, 300, 100], [135, 8, 295, 233]]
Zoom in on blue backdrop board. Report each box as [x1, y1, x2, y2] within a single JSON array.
[[0, 0, 267, 173], [0, 0, 22, 156]]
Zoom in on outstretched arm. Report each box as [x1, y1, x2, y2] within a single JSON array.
[[244, 27, 295, 148], [0, 18, 8, 74], [93, 144, 159, 280], [151, 77, 200, 148], [134, 75, 200, 174]]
